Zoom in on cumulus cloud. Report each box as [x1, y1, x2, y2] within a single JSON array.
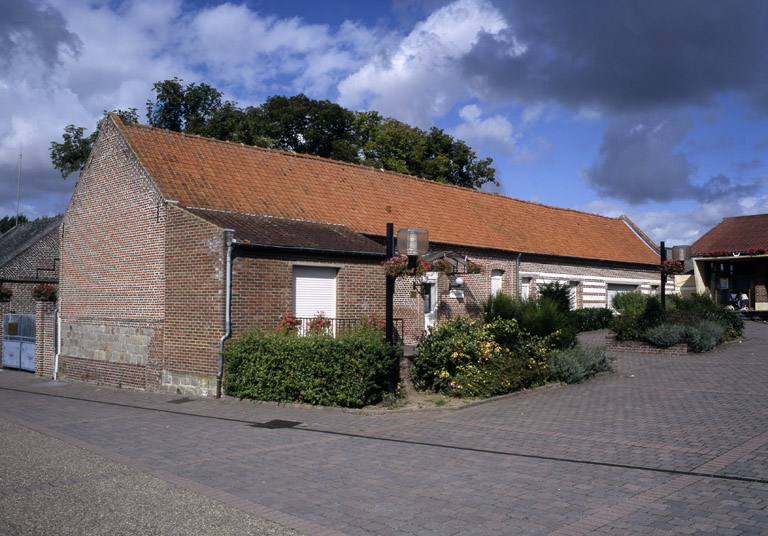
[[338, 0, 509, 126], [451, 104, 519, 155], [582, 113, 696, 203], [463, 0, 768, 115], [0, 0, 388, 219], [581, 192, 768, 246], [581, 111, 768, 205]]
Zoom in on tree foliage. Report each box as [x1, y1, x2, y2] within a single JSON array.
[[50, 79, 497, 188], [0, 214, 28, 234], [50, 108, 138, 178]]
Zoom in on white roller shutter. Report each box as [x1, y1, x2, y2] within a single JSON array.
[[293, 266, 337, 319]]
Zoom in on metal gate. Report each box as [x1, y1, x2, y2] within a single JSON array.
[[2, 314, 35, 371]]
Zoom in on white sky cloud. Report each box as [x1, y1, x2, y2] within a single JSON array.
[[452, 104, 519, 155], [337, 0, 508, 127]]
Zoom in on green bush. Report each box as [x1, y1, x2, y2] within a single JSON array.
[[481, 291, 518, 322], [571, 308, 614, 332], [537, 281, 573, 313], [611, 291, 647, 316], [481, 293, 576, 349], [639, 295, 665, 332], [548, 346, 611, 384], [684, 321, 724, 353], [223, 325, 398, 408], [644, 323, 686, 348], [611, 293, 665, 341], [413, 317, 551, 398], [667, 293, 743, 341], [611, 312, 642, 341]]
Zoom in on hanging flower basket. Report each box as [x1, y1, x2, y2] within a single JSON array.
[[431, 259, 454, 274], [660, 259, 684, 276], [0, 286, 12, 302], [382, 256, 433, 278], [32, 283, 57, 302], [464, 261, 483, 274]]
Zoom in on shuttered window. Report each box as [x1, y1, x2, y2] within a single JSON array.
[[292, 266, 337, 319]]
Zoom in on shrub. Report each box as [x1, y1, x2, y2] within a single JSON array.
[[644, 323, 686, 348], [667, 293, 743, 341], [611, 312, 642, 341], [481, 291, 519, 322], [684, 321, 724, 353], [571, 308, 614, 332], [537, 281, 573, 313], [224, 325, 398, 408], [413, 317, 551, 398], [639, 295, 665, 332], [611, 291, 647, 316], [481, 293, 576, 349], [548, 347, 611, 384]]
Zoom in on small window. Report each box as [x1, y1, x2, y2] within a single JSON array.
[[521, 277, 532, 300], [491, 270, 503, 295]]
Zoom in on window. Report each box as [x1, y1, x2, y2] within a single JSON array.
[[521, 277, 532, 300], [491, 270, 503, 295], [292, 266, 337, 322]]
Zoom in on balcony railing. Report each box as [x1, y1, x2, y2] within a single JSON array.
[[292, 317, 404, 342]]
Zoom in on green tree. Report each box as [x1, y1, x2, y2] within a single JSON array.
[[0, 214, 28, 234], [50, 79, 497, 189], [50, 108, 138, 178], [146, 77, 227, 135]]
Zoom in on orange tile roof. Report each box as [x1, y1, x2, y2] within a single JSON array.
[[113, 115, 659, 265], [692, 214, 768, 254]]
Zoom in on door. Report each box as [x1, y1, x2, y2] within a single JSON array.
[[2, 314, 35, 371], [423, 272, 438, 330]]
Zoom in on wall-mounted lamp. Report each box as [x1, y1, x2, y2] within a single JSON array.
[[449, 277, 464, 289]]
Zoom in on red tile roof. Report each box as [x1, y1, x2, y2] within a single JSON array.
[[113, 116, 659, 265], [691, 214, 768, 254]]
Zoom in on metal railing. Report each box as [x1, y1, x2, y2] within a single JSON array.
[[292, 317, 404, 342]]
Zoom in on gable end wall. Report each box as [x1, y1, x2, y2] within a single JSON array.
[[58, 117, 166, 391]]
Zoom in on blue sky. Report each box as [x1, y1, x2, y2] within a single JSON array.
[[2, 0, 767, 245]]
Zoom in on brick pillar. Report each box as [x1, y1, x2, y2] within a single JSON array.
[[35, 301, 57, 378], [0, 301, 7, 363]]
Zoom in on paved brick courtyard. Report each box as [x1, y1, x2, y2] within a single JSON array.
[[1, 322, 768, 535]]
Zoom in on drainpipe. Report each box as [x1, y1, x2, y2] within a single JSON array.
[[217, 235, 235, 398], [516, 252, 522, 297], [53, 307, 61, 380]]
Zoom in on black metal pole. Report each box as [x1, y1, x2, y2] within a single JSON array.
[[660, 241, 667, 311], [385, 223, 395, 344]]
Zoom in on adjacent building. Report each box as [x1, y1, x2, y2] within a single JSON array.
[[690, 214, 768, 310]]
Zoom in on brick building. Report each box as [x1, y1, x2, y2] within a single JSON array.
[[690, 214, 768, 310], [0, 217, 61, 315], [58, 114, 661, 396]]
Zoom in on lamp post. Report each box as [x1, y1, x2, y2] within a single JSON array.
[[385, 226, 429, 344]]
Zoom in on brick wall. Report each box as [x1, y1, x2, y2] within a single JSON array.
[[229, 249, 385, 337], [0, 301, 7, 360], [605, 334, 687, 356], [755, 259, 767, 309], [34, 300, 57, 378], [59, 116, 166, 391], [163, 206, 228, 395]]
